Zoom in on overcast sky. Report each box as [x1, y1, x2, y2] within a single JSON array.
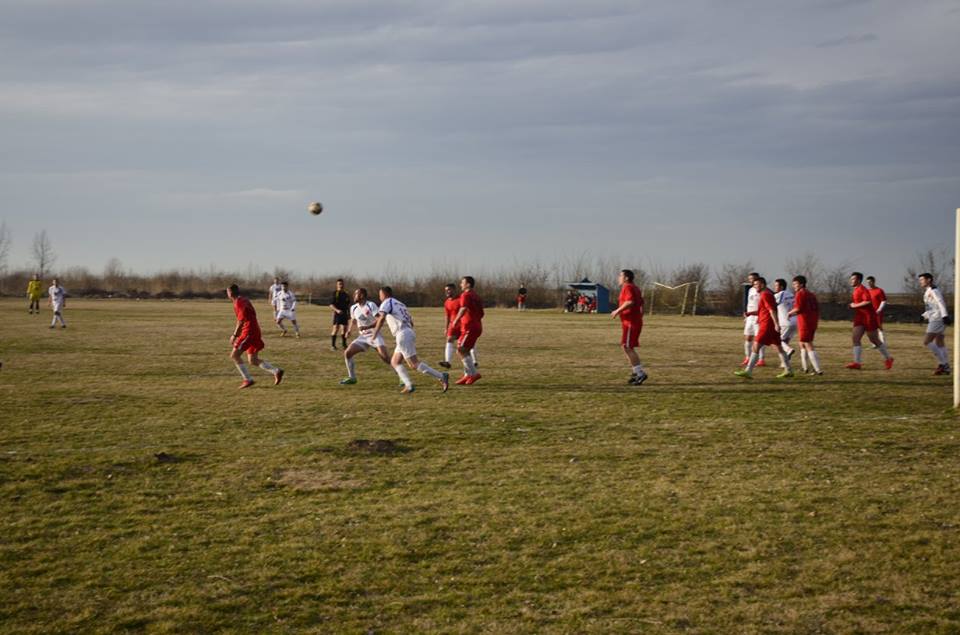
[[2, 0, 959, 288]]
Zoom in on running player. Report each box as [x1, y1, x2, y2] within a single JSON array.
[[741, 272, 766, 367], [735, 277, 794, 379], [773, 278, 797, 359], [368, 286, 449, 393], [274, 281, 301, 338], [847, 272, 893, 370], [48, 278, 66, 329], [865, 276, 888, 345], [268, 277, 282, 313], [448, 276, 484, 385], [788, 275, 822, 375], [439, 283, 477, 370], [227, 284, 285, 389], [610, 269, 647, 385], [27, 274, 42, 314], [340, 288, 391, 384], [329, 278, 350, 351], [918, 273, 952, 375]]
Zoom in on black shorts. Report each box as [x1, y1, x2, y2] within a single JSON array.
[[332, 312, 349, 326]]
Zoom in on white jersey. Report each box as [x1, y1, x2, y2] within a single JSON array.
[[923, 287, 949, 322], [49, 285, 65, 307], [275, 290, 296, 311], [746, 286, 760, 314], [268, 283, 282, 306], [378, 297, 413, 336], [774, 289, 796, 326], [351, 300, 380, 330]]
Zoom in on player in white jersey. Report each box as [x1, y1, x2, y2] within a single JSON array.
[[773, 278, 797, 359], [741, 272, 765, 366], [918, 273, 951, 375], [48, 279, 67, 329], [368, 286, 449, 394], [267, 277, 282, 313], [340, 288, 391, 384], [273, 281, 301, 338]]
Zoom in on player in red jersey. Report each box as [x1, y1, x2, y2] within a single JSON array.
[[439, 283, 477, 370], [788, 275, 822, 375], [847, 272, 893, 370], [734, 277, 794, 379], [227, 284, 285, 389], [449, 276, 484, 385], [611, 269, 647, 385], [865, 276, 888, 345]]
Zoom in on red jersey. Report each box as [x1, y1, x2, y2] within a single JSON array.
[[852, 285, 874, 323], [868, 287, 886, 310], [793, 288, 819, 321], [233, 296, 261, 339], [756, 288, 777, 329], [444, 296, 460, 325], [618, 283, 644, 324], [459, 289, 484, 328]]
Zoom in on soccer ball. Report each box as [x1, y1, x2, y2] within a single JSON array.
[[308, 201, 323, 215]]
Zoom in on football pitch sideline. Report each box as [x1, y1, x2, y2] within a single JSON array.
[[1, 299, 958, 633]]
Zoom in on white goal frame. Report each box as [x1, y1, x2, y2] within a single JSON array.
[[648, 281, 700, 316]]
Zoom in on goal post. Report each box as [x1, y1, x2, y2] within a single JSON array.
[[648, 282, 700, 316]]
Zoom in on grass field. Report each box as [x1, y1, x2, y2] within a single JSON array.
[[1, 298, 959, 634]]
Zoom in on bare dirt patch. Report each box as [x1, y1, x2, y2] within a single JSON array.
[[345, 439, 409, 455]]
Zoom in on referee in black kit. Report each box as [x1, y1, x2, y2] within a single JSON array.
[[329, 278, 351, 350]]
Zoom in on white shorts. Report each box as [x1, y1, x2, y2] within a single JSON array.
[[52, 303, 64, 313], [276, 309, 296, 321], [394, 328, 418, 360], [351, 333, 386, 351], [743, 315, 758, 337], [779, 322, 796, 342], [926, 319, 946, 335]]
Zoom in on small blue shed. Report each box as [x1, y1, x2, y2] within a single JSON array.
[[566, 278, 611, 313]]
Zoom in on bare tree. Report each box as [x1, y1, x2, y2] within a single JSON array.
[[784, 252, 824, 292], [822, 262, 853, 304], [32, 230, 57, 278], [904, 249, 954, 306], [714, 262, 754, 315], [0, 221, 10, 273]]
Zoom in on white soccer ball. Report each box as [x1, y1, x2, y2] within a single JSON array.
[[308, 201, 323, 215]]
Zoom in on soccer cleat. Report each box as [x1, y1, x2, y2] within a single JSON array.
[[49, 325, 54, 329], [741, 357, 750, 366], [884, 357, 894, 370], [280, 330, 288, 337], [239, 379, 255, 389], [733, 370, 752, 379], [776, 370, 794, 379], [755, 359, 766, 367], [627, 374, 638, 384], [632, 371, 648, 386], [455, 375, 471, 385], [814, 371, 824, 376], [339, 377, 358, 385], [439, 361, 452, 369], [274, 369, 285, 385], [845, 362, 862, 370], [296, 332, 301, 339], [464, 373, 482, 385], [440, 373, 449, 392], [329, 346, 337, 352], [401, 384, 416, 394]]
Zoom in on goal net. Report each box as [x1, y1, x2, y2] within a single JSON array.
[[648, 282, 700, 316]]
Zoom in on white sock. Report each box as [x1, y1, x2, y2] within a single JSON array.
[[632, 364, 644, 376], [463, 356, 477, 376], [394, 364, 412, 388], [346, 357, 356, 379], [758, 348, 765, 361], [746, 352, 759, 372], [417, 362, 443, 379], [235, 363, 253, 381], [800, 349, 809, 371], [810, 351, 822, 373], [51, 315, 58, 327], [782, 342, 793, 356], [293, 323, 300, 334], [878, 329, 886, 344], [853, 345, 863, 363], [444, 342, 454, 364], [257, 360, 277, 374], [778, 351, 791, 371], [938, 346, 950, 366], [876, 343, 890, 360], [470, 348, 478, 364], [743, 341, 751, 357]]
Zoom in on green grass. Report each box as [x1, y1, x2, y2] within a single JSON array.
[[1, 298, 958, 633]]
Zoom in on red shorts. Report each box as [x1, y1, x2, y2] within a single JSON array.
[[798, 318, 818, 343], [458, 326, 481, 351], [621, 321, 642, 348], [876, 312, 884, 328], [234, 333, 264, 355], [447, 326, 461, 339], [853, 313, 879, 331], [756, 323, 781, 347]]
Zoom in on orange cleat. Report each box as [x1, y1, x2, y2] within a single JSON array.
[[274, 368, 285, 385], [239, 379, 255, 389], [845, 362, 862, 370], [455, 375, 471, 385], [755, 360, 766, 367], [464, 373, 482, 385], [884, 358, 894, 370]]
